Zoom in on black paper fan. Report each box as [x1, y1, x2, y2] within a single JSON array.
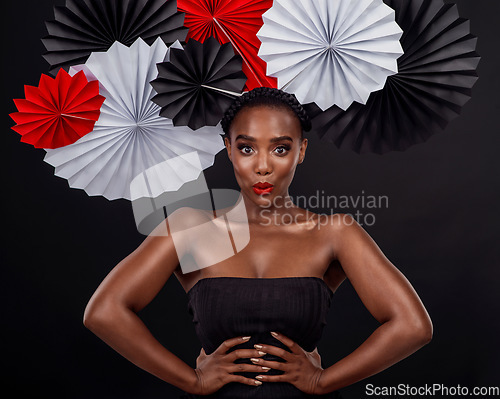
[[305, 0, 480, 154], [42, 0, 188, 75], [151, 36, 247, 130]]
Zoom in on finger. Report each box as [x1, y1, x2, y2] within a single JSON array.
[[227, 348, 267, 362], [252, 343, 292, 362], [216, 336, 251, 354], [250, 357, 287, 371], [227, 363, 272, 374], [228, 374, 265, 387], [255, 373, 286, 383], [270, 331, 299, 353]]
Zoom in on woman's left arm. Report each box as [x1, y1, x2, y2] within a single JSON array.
[[318, 213, 433, 394]]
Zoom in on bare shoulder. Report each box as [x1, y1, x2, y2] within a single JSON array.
[[169, 206, 213, 223], [329, 212, 359, 230], [148, 206, 213, 237], [319, 212, 360, 235], [319, 213, 366, 255]]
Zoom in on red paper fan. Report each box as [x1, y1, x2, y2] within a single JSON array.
[[10, 69, 105, 149], [177, 0, 277, 91]]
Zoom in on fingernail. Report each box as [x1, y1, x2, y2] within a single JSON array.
[[242, 336, 251, 341], [258, 351, 266, 356], [250, 358, 260, 363], [270, 331, 278, 337], [254, 344, 263, 349], [256, 375, 264, 380], [254, 380, 262, 385], [262, 366, 271, 371]]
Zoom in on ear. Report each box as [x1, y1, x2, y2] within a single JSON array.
[[298, 137, 308, 164], [224, 136, 233, 162]]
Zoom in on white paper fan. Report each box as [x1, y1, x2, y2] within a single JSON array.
[[257, 0, 404, 111], [43, 38, 225, 201]]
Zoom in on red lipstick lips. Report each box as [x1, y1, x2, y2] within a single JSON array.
[[253, 182, 274, 195]]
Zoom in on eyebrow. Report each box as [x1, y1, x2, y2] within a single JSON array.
[[235, 134, 294, 143]]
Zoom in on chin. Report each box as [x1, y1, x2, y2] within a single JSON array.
[[246, 189, 275, 207]]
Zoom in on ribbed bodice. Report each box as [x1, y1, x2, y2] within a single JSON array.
[[180, 277, 342, 398]]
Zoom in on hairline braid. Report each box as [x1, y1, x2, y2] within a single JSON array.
[[221, 87, 311, 137]]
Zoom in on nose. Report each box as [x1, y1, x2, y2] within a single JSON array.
[[255, 152, 272, 176]]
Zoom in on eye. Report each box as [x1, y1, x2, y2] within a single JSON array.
[[237, 144, 254, 155], [273, 145, 291, 155]]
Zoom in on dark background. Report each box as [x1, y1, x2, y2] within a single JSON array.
[[2, 1, 499, 398]]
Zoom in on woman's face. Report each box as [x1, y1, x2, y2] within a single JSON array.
[[224, 105, 308, 208]]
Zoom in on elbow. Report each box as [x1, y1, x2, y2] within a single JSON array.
[[83, 299, 102, 332], [83, 295, 118, 333], [83, 303, 98, 331], [420, 319, 433, 345], [408, 315, 433, 347]]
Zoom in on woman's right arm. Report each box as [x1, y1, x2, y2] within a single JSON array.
[[83, 216, 198, 393], [83, 210, 270, 394]]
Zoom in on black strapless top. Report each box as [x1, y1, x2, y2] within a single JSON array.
[[179, 277, 343, 399]]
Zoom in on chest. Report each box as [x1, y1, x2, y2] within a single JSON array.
[[184, 220, 333, 277]]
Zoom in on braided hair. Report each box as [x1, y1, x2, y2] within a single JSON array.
[[221, 87, 311, 138]]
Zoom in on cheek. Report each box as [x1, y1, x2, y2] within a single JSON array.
[[274, 156, 299, 176], [231, 155, 252, 178]]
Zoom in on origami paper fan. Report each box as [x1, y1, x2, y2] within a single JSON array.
[[151, 37, 247, 130], [42, 0, 188, 75], [43, 38, 225, 201], [257, 0, 404, 111], [177, 0, 276, 91], [9, 69, 105, 149], [305, 0, 480, 154]]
